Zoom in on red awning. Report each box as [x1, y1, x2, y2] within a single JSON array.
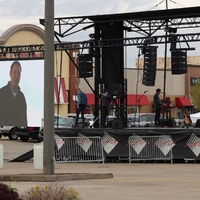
[[175, 97, 193, 108], [86, 94, 95, 105], [127, 94, 150, 106], [86, 94, 150, 106], [54, 78, 68, 104]]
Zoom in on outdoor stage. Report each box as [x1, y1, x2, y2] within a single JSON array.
[[55, 126, 200, 162]]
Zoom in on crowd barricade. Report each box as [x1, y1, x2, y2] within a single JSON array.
[[128, 135, 173, 163], [54, 134, 104, 164]]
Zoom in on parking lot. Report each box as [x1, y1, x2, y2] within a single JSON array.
[[0, 136, 36, 160], [1, 136, 200, 200]]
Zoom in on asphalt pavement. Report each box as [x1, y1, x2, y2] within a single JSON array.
[[1, 136, 200, 200]]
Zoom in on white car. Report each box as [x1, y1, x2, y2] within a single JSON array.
[[128, 113, 159, 127], [66, 113, 95, 128], [0, 126, 18, 140]]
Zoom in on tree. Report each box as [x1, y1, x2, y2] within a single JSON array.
[[190, 80, 200, 111]]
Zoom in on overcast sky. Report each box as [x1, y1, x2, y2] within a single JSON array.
[[0, 0, 199, 36]]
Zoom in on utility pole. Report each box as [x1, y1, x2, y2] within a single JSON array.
[[43, 0, 55, 175]]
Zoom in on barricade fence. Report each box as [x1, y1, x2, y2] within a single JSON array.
[[128, 135, 173, 163], [54, 134, 104, 164]]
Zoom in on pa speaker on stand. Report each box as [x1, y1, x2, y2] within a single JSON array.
[[160, 119, 167, 127], [167, 118, 176, 127]]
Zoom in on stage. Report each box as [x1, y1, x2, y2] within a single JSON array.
[[54, 126, 200, 162]]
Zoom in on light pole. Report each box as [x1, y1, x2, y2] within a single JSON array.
[[43, 0, 55, 175]]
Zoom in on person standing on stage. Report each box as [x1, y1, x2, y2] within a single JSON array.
[[101, 89, 112, 128], [153, 88, 163, 127], [73, 87, 88, 128]]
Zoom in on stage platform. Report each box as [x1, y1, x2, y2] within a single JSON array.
[[54, 126, 200, 161]]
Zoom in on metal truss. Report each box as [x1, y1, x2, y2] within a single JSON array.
[[0, 45, 45, 53], [1, 32, 200, 59], [40, 6, 200, 37]]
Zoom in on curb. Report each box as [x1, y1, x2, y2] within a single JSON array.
[[0, 173, 113, 182]]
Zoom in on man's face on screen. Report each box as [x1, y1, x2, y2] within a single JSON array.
[[10, 64, 21, 89]]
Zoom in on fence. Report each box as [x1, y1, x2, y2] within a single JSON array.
[[128, 135, 173, 163], [54, 134, 104, 164]]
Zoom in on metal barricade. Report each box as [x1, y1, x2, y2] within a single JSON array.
[[54, 134, 104, 164], [129, 135, 173, 164]]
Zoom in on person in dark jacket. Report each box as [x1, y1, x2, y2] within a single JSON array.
[[74, 88, 88, 128], [101, 89, 112, 127], [0, 61, 27, 126], [153, 88, 163, 127]]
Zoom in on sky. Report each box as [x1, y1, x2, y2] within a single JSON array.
[[0, 0, 199, 36]]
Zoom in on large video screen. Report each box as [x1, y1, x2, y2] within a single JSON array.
[[0, 60, 44, 127]]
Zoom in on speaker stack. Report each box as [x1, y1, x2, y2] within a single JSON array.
[[78, 54, 93, 78], [171, 50, 187, 75], [142, 46, 157, 86]]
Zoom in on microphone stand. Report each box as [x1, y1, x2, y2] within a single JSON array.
[[137, 91, 147, 127]]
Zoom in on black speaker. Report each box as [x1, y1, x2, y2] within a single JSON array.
[[167, 118, 176, 127], [78, 54, 93, 78], [160, 119, 167, 127], [112, 119, 124, 129], [142, 46, 157, 86], [171, 50, 187, 75], [195, 119, 200, 127]]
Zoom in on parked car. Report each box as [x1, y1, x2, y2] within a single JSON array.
[[127, 113, 164, 127], [38, 116, 77, 141], [0, 126, 18, 140], [16, 114, 87, 142], [127, 114, 147, 127], [14, 126, 41, 142], [54, 117, 75, 128], [66, 113, 95, 128]]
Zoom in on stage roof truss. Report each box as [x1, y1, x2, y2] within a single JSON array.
[[41, 17, 94, 38], [1, 32, 200, 58], [47, 32, 200, 48], [39, 6, 200, 38]]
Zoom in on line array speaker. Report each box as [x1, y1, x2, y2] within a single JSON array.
[[142, 46, 157, 86], [78, 54, 93, 78], [171, 50, 187, 74]]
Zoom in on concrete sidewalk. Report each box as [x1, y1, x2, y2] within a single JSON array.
[[1, 161, 200, 200]]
